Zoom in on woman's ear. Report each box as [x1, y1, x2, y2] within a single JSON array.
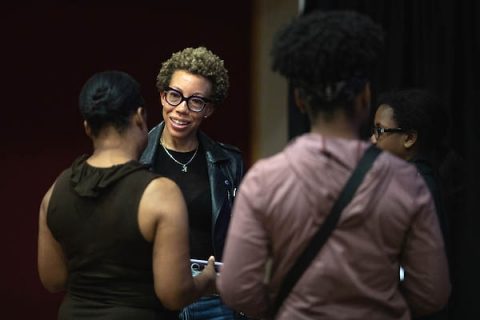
[[403, 130, 418, 149], [361, 82, 371, 112], [135, 107, 147, 129], [294, 88, 306, 114], [354, 82, 371, 122], [83, 120, 92, 138], [159, 92, 165, 107], [203, 104, 215, 118]]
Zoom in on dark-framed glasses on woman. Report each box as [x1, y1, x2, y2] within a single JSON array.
[[164, 87, 211, 112], [372, 126, 404, 139]]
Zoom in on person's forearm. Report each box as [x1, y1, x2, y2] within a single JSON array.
[[193, 271, 217, 297], [158, 272, 215, 310]]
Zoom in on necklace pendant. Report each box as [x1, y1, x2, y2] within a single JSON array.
[[160, 139, 198, 174]]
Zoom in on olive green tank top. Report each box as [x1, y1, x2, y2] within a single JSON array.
[[47, 155, 178, 319]]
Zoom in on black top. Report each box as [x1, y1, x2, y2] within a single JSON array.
[[412, 158, 450, 258], [47, 155, 178, 319], [153, 142, 213, 260], [140, 122, 245, 261], [412, 157, 450, 320]]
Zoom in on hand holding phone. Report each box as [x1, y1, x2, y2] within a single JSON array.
[[190, 258, 223, 273]]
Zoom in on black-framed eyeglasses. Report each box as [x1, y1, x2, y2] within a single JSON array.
[[372, 126, 404, 139], [163, 87, 211, 113]]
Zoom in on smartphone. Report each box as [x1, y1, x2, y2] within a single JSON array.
[[190, 259, 223, 273]]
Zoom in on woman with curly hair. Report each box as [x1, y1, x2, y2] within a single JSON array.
[[140, 47, 246, 319]]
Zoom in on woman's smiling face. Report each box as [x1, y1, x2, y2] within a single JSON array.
[[161, 70, 214, 144]]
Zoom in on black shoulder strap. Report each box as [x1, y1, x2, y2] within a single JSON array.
[[271, 144, 382, 317]]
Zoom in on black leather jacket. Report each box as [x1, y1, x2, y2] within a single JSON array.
[[140, 122, 244, 260]]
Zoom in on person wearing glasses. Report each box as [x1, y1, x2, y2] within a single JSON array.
[[217, 11, 450, 319], [37, 70, 217, 319], [140, 47, 245, 320], [371, 88, 451, 248], [371, 88, 463, 320]]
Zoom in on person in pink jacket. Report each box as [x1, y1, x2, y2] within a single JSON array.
[[217, 10, 450, 320]]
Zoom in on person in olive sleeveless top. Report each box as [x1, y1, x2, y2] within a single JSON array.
[[37, 70, 217, 319]]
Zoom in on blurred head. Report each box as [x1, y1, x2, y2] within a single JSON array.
[[271, 10, 384, 122], [371, 88, 448, 161], [78, 70, 145, 137], [156, 47, 229, 142]]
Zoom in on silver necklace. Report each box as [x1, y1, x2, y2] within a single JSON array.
[[160, 139, 199, 173]]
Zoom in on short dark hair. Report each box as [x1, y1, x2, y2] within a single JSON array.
[[271, 10, 384, 116], [156, 47, 229, 105], [78, 70, 144, 136], [376, 88, 449, 155]]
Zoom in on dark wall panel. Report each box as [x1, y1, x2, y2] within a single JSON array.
[[0, 1, 252, 318]]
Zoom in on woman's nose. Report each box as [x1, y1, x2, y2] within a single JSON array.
[[175, 100, 189, 113], [370, 134, 377, 144]]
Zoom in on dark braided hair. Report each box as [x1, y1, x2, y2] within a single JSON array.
[[271, 10, 384, 117], [78, 70, 145, 136]]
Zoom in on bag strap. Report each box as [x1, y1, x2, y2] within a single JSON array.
[[271, 144, 382, 317]]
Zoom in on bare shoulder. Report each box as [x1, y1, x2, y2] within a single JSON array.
[[143, 176, 182, 199], [141, 176, 186, 215], [39, 181, 57, 218], [138, 176, 187, 241], [40, 169, 72, 216]]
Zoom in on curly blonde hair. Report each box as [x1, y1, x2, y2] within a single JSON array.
[[156, 47, 229, 105]]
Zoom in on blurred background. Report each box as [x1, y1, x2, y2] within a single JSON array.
[[1, 0, 478, 318]]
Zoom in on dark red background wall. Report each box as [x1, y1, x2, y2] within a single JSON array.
[[0, 1, 252, 318]]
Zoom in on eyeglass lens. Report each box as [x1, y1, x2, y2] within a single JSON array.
[[165, 88, 208, 112]]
